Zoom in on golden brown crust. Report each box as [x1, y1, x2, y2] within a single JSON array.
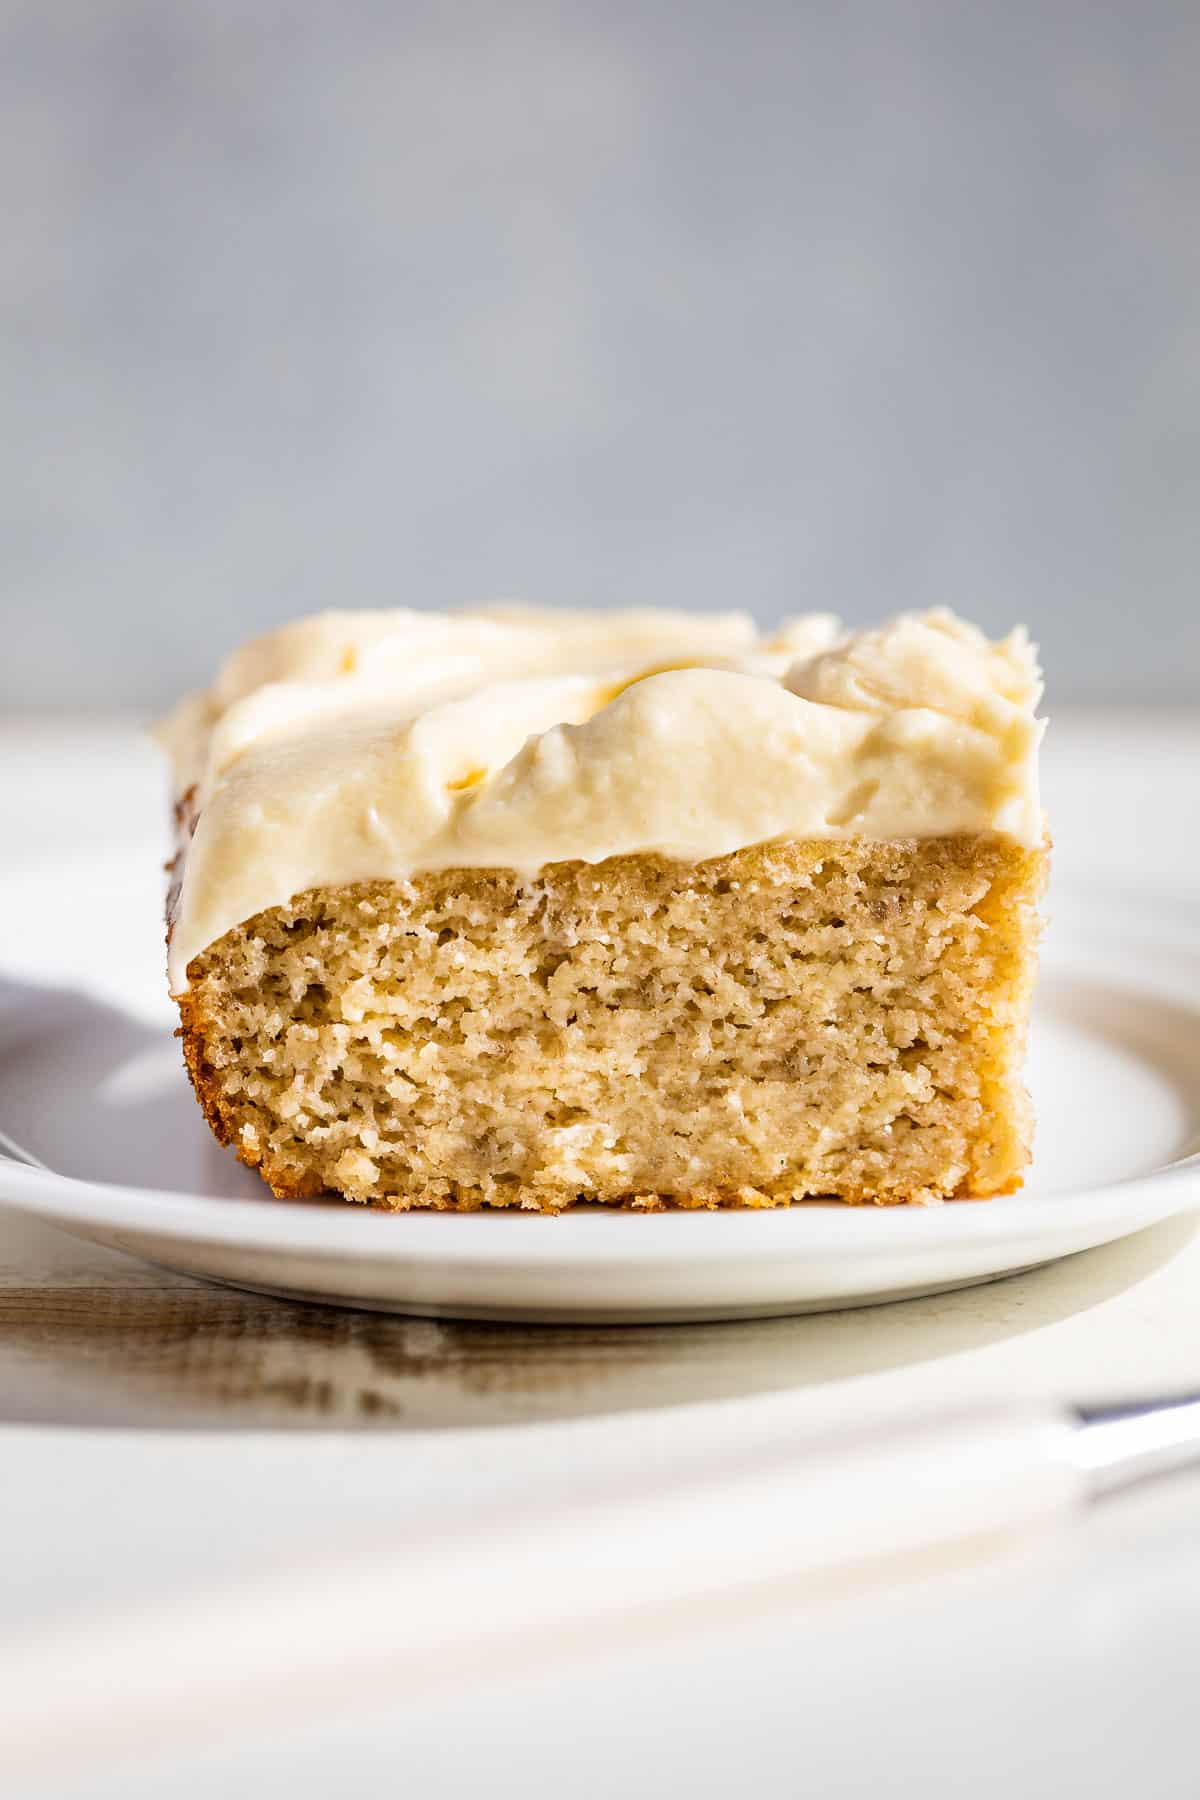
[[177, 997, 326, 1200], [173, 835, 1046, 1212]]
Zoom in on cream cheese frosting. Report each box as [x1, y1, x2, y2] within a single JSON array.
[[159, 604, 1044, 993]]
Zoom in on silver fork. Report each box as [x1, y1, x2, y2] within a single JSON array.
[[2, 1388, 1200, 1787]]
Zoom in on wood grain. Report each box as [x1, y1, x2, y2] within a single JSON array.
[[3, 1206, 1193, 1432]]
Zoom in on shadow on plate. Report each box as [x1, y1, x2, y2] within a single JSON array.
[[0, 973, 263, 1195]]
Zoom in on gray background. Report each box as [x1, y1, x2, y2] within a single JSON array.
[[2, 0, 1197, 710]]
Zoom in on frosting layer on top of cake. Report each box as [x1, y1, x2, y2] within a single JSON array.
[[159, 604, 1044, 992]]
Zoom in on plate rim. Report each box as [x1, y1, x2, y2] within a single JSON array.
[[2, 1148, 1198, 1271]]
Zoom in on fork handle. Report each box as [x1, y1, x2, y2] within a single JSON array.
[[0, 1403, 1082, 1781]]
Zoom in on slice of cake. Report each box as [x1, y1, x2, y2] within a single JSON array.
[[158, 605, 1047, 1210]]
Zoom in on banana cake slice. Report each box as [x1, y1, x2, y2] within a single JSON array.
[[159, 604, 1047, 1211]]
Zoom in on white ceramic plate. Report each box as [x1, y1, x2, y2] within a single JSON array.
[[0, 856, 1198, 1321]]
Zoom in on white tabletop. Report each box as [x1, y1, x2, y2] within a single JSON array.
[[2, 709, 1199, 1799]]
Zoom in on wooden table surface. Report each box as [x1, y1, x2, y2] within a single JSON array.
[[5, 1196, 1199, 1434]]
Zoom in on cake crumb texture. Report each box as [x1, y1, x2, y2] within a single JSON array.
[[177, 836, 1045, 1211]]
